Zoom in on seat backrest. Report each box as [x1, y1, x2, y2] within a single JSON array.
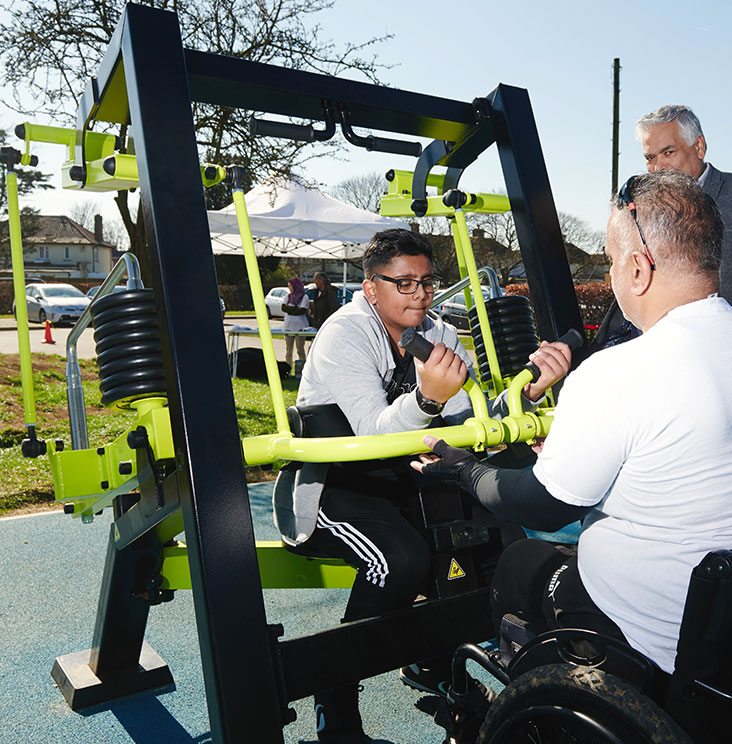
[[673, 550, 732, 689], [286, 403, 354, 439], [664, 551, 732, 739]]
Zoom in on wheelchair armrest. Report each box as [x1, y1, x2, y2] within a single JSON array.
[[507, 628, 657, 693]]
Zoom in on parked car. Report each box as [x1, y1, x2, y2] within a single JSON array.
[[86, 285, 126, 300], [435, 285, 501, 331], [305, 281, 362, 305], [334, 281, 363, 304], [13, 283, 91, 325], [87, 284, 226, 320], [264, 287, 290, 319]]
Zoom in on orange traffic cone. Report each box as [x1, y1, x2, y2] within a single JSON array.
[[41, 320, 56, 345]]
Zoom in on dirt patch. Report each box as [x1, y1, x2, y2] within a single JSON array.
[[1, 501, 62, 518], [246, 467, 277, 484], [0, 353, 107, 432]]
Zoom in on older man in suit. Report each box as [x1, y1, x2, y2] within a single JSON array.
[[589, 105, 732, 352], [636, 105, 732, 301]]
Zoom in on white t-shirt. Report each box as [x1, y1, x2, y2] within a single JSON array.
[[534, 296, 732, 673], [283, 294, 311, 332]]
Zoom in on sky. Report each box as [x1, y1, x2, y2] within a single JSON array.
[[4, 0, 732, 236]]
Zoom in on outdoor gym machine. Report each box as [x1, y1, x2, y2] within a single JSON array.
[[5, 4, 583, 742]]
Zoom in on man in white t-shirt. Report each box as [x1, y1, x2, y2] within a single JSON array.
[[413, 170, 732, 674]]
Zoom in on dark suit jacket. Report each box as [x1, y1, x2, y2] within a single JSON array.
[[702, 163, 732, 303]]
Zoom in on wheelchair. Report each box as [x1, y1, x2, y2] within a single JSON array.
[[435, 549, 732, 744]]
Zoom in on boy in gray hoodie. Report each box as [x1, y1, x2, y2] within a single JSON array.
[[274, 229, 571, 743]]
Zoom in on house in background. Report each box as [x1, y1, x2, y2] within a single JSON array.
[[22, 214, 115, 280]]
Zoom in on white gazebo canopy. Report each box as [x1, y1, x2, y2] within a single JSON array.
[[207, 178, 410, 260]]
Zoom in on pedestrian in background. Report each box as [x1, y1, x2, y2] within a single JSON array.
[[282, 276, 310, 376], [309, 271, 340, 329]]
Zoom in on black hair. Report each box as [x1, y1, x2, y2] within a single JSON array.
[[362, 228, 433, 277]]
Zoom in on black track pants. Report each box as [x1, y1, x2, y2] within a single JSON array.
[[302, 483, 432, 622], [491, 538, 627, 642]]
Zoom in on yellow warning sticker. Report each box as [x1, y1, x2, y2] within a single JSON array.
[[447, 558, 466, 580]]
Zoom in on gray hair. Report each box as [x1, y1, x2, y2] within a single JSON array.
[[313, 271, 331, 284], [611, 171, 722, 277], [635, 105, 704, 146]]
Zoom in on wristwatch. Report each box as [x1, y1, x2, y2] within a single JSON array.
[[416, 387, 445, 416]]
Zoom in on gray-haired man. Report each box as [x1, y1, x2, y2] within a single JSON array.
[[636, 104, 732, 300], [590, 105, 732, 351]]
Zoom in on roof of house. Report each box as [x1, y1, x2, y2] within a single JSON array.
[[23, 216, 115, 248]]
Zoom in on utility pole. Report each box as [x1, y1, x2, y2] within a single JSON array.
[[611, 57, 621, 197]]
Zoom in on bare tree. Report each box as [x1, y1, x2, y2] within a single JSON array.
[[0, 0, 391, 262], [558, 212, 604, 255], [557, 212, 606, 280], [69, 200, 132, 250], [104, 216, 132, 251], [68, 201, 98, 231], [330, 172, 388, 213], [468, 199, 523, 284]]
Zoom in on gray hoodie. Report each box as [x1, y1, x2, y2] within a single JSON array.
[[297, 290, 475, 433], [274, 290, 518, 544]]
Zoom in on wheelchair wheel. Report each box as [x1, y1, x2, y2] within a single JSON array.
[[477, 664, 692, 744]]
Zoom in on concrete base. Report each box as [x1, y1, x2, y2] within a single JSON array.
[[51, 640, 175, 710]]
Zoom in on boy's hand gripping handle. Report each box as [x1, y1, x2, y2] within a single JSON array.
[[398, 326, 585, 382]]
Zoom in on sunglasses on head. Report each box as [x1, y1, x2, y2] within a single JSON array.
[[616, 176, 656, 270]]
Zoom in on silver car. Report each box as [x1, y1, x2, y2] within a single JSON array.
[[435, 286, 500, 331], [14, 283, 91, 325], [264, 286, 290, 319]]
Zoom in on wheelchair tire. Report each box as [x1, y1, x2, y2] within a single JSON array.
[[477, 664, 692, 744]]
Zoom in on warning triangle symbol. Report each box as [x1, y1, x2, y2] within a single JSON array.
[[447, 558, 466, 580]]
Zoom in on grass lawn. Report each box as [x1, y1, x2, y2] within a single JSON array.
[[0, 331, 475, 515], [0, 352, 298, 514]]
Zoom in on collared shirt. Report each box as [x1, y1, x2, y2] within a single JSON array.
[[698, 161, 710, 187]]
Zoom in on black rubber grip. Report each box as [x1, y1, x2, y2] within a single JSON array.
[[399, 327, 470, 384], [523, 328, 584, 382], [442, 189, 468, 209], [398, 327, 433, 361], [249, 117, 316, 142], [366, 135, 422, 158], [400, 326, 584, 384]]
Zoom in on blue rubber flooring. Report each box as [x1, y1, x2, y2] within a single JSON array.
[[1, 483, 485, 744]]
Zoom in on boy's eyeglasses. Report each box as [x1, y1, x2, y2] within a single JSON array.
[[370, 273, 440, 294], [616, 176, 656, 270]]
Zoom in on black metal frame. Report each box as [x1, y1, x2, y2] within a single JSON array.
[[51, 4, 583, 742]]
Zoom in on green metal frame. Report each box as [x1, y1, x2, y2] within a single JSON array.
[[7, 125, 554, 592], [5, 161, 36, 429], [162, 540, 357, 590]]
